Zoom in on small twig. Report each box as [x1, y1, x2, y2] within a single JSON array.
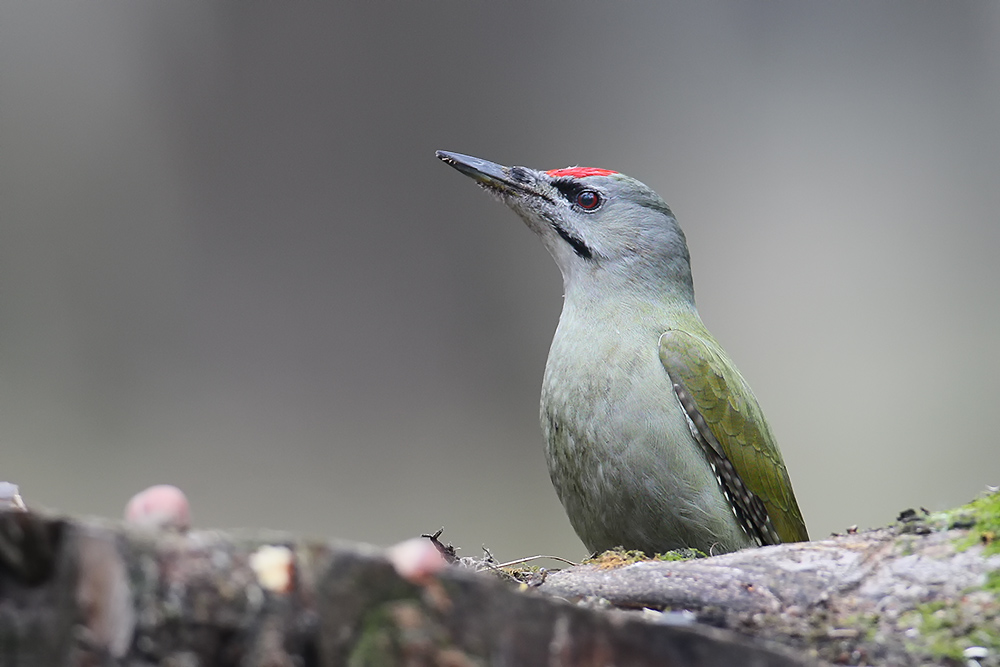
[[421, 528, 459, 564], [494, 554, 578, 568], [481, 545, 497, 566]]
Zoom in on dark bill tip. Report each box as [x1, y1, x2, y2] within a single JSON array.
[[435, 150, 511, 185], [436, 150, 550, 204]]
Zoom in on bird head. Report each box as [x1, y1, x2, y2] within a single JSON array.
[[437, 151, 694, 304]]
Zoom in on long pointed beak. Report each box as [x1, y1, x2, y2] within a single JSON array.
[[436, 150, 546, 199], [435, 151, 509, 184]]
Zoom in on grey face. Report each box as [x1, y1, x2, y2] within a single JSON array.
[[437, 151, 694, 300]]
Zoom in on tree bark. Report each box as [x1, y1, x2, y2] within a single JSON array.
[[0, 493, 997, 666]]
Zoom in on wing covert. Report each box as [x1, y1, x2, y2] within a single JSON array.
[[658, 328, 808, 544]]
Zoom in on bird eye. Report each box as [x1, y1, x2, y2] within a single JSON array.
[[576, 190, 601, 210]]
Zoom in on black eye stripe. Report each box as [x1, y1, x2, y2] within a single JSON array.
[[551, 178, 586, 200]]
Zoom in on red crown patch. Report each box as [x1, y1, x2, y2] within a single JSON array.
[[545, 167, 618, 179]]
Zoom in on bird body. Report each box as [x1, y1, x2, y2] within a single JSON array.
[[543, 296, 754, 554], [437, 151, 808, 555]]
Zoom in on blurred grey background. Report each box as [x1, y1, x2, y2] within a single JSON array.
[[1, 2, 998, 559]]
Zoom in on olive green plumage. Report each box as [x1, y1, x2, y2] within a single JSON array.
[[659, 328, 808, 544], [437, 150, 808, 555]]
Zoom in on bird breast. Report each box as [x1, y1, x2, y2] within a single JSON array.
[[539, 307, 709, 490]]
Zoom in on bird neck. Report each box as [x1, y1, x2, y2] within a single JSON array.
[[561, 273, 705, 338], [558, 243, 697, 307]]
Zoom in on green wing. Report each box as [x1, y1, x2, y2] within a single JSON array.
[[659, 328, 808, 544]]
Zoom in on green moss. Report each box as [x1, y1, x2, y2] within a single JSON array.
[[898, 597, 1000, 663], [899, 602, 962, 661], [923, 607, 963, 661], [495, 564, 548, 585], [347, 605, 399, 667], [986, 569, 1000, 594], [945, 489, 1000, 555], [584, 547, 650, 569], [582, 546, 708, 569], [840, 613, 879, 643], [899, 492, 1000, 661], [654, 548, 706, 561], [897, 535, 917, 557], [349, 599, 470, 667]]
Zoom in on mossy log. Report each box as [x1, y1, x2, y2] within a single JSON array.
[[0, 492, 998, 666], [541, 494, 1000, 666]]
